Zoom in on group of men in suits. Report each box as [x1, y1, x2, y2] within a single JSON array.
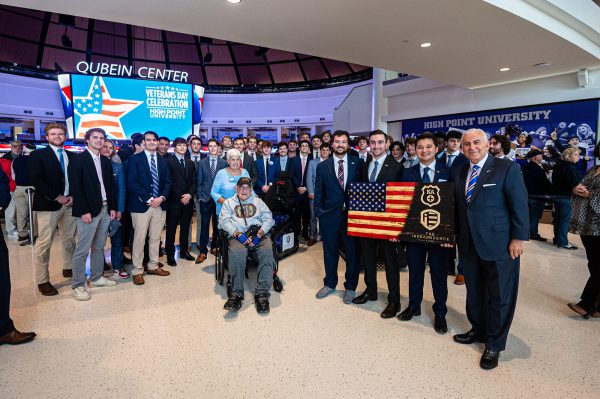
[[312, 128, 528, 370]]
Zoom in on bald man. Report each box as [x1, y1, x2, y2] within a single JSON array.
[[452, 128, 528, 370]]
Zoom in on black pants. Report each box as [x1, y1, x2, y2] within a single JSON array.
[[406, 242, 449, 317], [165, 204, 194, 258], [462, 250, 520, 352], [293, 195, 310, 240], [361, 238, 402, 304], [0, 230, 15, 336], [579, 235, 600, 313]]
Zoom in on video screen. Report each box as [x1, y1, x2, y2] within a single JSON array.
[[59, 74, 204, 140]]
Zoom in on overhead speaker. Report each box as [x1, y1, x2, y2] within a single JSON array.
[[58, 14, 76, 26], [577, 69, 590, 88]]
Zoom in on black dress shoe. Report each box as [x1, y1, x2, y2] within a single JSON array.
[[397, 307, 421, 321], [254, 294, 270, 314], [352, 291, 378, 304], [18, 235, 29, 242], [38, 282, 58, 296], [480, 348, 500, 370], [453, 329, 483, 345], [530, 234, 547, 242], [380, 302, 400, 319], [62, 269, 72, 278], [434, 316, 448, 334], [224, 294, 242, 311], [180, 251, 195, 261], [166, 257, 177, 267], [0, 329, 36, 345], [123, 256, 132, 265]]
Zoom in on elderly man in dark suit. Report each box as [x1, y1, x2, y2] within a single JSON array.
[[195, 139, 228, 264], [28, 123, 76, 296], [314, 130, 363, 304], [68, 128, 117, 301], [165, 137, 197, 266], [352, 130, 404, 318], [127, 131, 172, 285], [452, 128, 529, 370]]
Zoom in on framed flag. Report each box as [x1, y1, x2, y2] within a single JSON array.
[[347, 182, 454, 244]]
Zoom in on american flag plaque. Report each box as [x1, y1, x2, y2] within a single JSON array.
[[347, 182, 454, 244]]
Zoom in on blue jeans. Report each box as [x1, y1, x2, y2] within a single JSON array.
[[552, 197, 572, 247], [110, 226, 124, 270], [528, 198, 546, 237]]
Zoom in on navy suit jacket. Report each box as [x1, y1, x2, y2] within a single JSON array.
[[402, 161, 451, 183], [290, 155, 313, 189], [196, 156, 227, 202], [453, 156, 529, 261], [314, 155, 363, 220], [254, 155, 281, 192], [28, 146, 75, 212], [439, 152, 468, 173], [126, 151, 171, 213]]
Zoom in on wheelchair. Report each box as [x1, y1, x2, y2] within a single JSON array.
[[214, 229, 284, 298]]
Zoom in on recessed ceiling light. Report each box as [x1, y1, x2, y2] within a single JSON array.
[[500, 67, 510, 72], [227, 0, 241, 3], [420, 42, 431, 48]]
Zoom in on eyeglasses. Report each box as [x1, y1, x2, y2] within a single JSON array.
[[238, 186, 251, 192]]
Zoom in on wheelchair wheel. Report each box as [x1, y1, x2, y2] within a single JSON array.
[[273, 275, 283, 293]]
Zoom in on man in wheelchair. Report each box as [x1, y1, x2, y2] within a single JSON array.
[[218, 177, 276, 313]]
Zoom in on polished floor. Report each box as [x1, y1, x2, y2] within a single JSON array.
[[1, 223, 598, 398]]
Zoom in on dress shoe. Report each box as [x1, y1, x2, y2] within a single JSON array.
[[530, 234, 547, 242], [397, 307, 421, 321], [0, 329, 36, 345], [480, 348, 500, 370], [306, 239, 317, 247], [195, 253, 208, 264], [453, 329, 483, 345], [567, 302, 590, 318], [166, 257, 177, 267], [254, 294, 270, 314], [352, 291, 378, 304], [454, 275, 465, 285], [38, 282, 58, 296], [123, 256, 132, 265], [434, 316, 448, 334], [147, 267, 170, 276], [17, 235, 29, 242], [180, 251, 195, 261], [380, 302, 401, 319], [62, 269, 72, 278], [132, 274, 145, 285], [209, 247, 217, 255], [224, 294, 242, 311]]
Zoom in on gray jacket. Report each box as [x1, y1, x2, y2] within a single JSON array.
[[218, 193, 275, 237]]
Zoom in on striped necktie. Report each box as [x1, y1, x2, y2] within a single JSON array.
[[337, 159, 344, 188], [150, 154, 159, 198], [465, 165, 480, 203]]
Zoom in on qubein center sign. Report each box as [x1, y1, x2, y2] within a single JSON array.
[[75, 61, 189, 83]]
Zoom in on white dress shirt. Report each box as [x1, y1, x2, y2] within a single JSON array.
[[419, 160, 436, 182], [87, 148, 107, 201]]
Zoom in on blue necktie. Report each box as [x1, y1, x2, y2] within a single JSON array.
[[210, 158, 216, 179], [422, 166, 431, 183], [150, 154, 159, 198], [369, 160, 379, 182], [447, 155, 455, 167], [466, 165, 480, 203], [57, 148, 65, 174]]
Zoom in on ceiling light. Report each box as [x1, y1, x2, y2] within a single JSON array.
[[533, 62, 551, 68], [226, 0, 241, 3], [420, 42, 431, 48], [500, 67, 510, 72]]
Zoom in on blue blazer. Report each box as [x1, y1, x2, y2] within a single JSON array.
[[196, 156, 227, 203], [126, 151, 171, 213], [290, 155, 312, 189], [254, 155, 281, 192], [453, 156, 529, 261], [313, 155, 363, 220], [402, 161, 451, 183]]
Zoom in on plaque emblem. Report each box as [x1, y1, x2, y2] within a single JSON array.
[[420, 209, 441, 230], [420, 184, 441, 207]]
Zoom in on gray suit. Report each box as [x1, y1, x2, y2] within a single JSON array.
[[306, 157, 325, 240]]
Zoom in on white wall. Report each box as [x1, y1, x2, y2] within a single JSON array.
[[332, 83, 372, 134], [383, 68, 600, 124]]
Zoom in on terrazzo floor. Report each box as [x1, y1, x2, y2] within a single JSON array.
[[1, 223, 598, 398]]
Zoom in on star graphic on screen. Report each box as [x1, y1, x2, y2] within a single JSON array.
[[73, 76, 143, 139]]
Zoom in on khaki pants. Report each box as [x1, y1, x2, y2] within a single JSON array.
[[34, 206, 76, 284], [131, 207, 166, 275], [13, 186, 36, 237]]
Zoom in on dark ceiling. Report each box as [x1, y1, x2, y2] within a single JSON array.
[[0, 5, 371, 92]]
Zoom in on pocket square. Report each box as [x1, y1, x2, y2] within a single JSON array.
[[483, 183, 496, 187], [438, 179, 447, 182]]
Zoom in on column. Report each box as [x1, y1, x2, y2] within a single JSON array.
[[371, 67, 388, 132]]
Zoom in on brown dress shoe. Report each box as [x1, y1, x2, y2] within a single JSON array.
[[147, 267, 170, 276], [306, 239, 317, 247], [38, 282, 59, 296], [62, 269, 73, 278], [0, 329, 36, 345], [209, 247, 217, 255], [567, 302, 589, 318], [195, 253, 207, 264], [132, 274, 145, 285], [592, 312, 600, 318], [454, 275, 465, 285]]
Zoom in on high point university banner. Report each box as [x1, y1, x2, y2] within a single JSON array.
[[401, 100, 599, 162]]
